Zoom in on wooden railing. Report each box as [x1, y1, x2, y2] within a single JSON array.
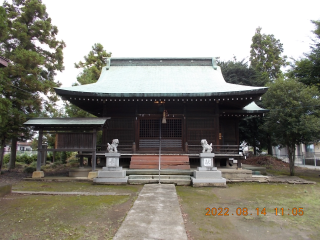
[[96, 142, 243, 155], [96, 142, 136, 153], [186, 144, 242, 155]]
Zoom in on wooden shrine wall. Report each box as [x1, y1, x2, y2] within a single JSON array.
[[55, 133, 94, 149], [186, 118, 215, 145], [101, 101, 239, 152], [220, 118, 238, 145], [104, 117, 135, 144]]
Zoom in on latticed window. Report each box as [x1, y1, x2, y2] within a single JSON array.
[[187, 118, 214, 144], [139, 119, 182, 138], [106, 118, 134, 141]]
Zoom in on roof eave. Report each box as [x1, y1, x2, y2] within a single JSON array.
[[54, 88, 268, 99]]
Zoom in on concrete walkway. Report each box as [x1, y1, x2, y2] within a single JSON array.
[[113, 184, 188, 240]]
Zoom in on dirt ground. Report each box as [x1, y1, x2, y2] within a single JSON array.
[[244, 155, 290, 169]]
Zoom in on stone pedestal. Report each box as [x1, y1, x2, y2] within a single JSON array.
[[93, 153, 128, 184], [191, 153, 226, 187], [32, 171, 44, 178]]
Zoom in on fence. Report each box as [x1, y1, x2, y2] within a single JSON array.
[[273, 153, 320, 167]]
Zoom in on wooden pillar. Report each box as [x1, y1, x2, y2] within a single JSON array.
[[41, 144, 47, 165], [102, 103, 108, 151], [79, 151, 84, 167], [92, 129, 97, 171], [237, 158, 242, 169], [214, 102, 220, 146], [134, 103, 139, 150], [235, 119, 239, 146], [183, 103, 187, 152], [37, 129, 43, 171]]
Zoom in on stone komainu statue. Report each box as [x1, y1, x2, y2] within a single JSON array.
[[201, 139, 212, 153], [107, 139, 119, 153]]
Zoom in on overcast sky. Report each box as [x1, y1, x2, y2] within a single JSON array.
[[2, 0, 320, 87]]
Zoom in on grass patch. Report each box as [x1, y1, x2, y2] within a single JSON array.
[[1, 182, 142, 240], [12, 181, 142, 194], [177, 171, 320, 240]]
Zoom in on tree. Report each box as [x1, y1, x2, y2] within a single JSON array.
[[262, 78, 320, 176], [0, 0, 65, 169], [219, 58, 270, 155], [74, 43, 111, 85], [288, 20, 320, 90], [0, 6, 7, 41], [0, 6, 10, 171], [219, 57, 268, 87], [250, 27, 287, 82], [65, 43, 111, 117]]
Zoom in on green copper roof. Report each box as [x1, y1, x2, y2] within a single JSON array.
[[55, 58, 268, 98], [24, 118, 110, 127], [243, 102, 268, 112]]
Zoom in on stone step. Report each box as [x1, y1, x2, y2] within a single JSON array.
[[128, 175, 191, 180], [128, 175, 191, 185], [128, 178, 191, 186]]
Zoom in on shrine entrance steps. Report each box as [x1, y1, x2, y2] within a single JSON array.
[[129, 155, 190, 170], [128, 174, 191, 185], [126, 169, 192, 185]]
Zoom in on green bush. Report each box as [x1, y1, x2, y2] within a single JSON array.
[[16, 154, 36, 164], [53, 161, 62, 166], [49, 152, 72, 163], [29, 161, 37, 168], [24, 166, 36, 173], [15, 162, 26, 168], [3, 154, 10, 164]]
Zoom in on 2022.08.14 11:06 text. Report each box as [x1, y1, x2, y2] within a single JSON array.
[[205, 207, 304, 216]]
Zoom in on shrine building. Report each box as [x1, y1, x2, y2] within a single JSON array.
[[52, 57, 268, 170]]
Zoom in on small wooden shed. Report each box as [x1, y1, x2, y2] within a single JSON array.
[[23, 118, 109, 177]]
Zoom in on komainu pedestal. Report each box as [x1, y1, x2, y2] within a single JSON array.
[[93, 153, 128, 184], [191, 152, 226, 187]]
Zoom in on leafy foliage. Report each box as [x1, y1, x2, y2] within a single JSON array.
[[219, 58, 267, 87], [65, 43, 111, 117], [262, 78, 320, 175], [288, 20, 320, 90], [219, 58, 270, 154], [0, 6, 8, 41], [74, 43, 111, 85], [0, 0, 65, 169], [250, 27, 287, 81]]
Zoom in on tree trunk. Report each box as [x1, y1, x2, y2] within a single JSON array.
[[287, 144, 296, 176], [253, 139, 257, 156], [267, 134, 272, 155], [9, 137, 17, 170], [0, 137, 6, 173]]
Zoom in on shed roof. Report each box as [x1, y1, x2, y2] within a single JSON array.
[[24, 118, 110, 128], [0, 56, 8, 68], [55, 58, 268, 98]]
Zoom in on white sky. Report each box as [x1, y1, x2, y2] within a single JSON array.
[[2, 0, 320, 87]]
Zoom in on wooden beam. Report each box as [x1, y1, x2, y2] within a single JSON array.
[[92, 128, 97, 171], [37, 129, 43, 171]]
